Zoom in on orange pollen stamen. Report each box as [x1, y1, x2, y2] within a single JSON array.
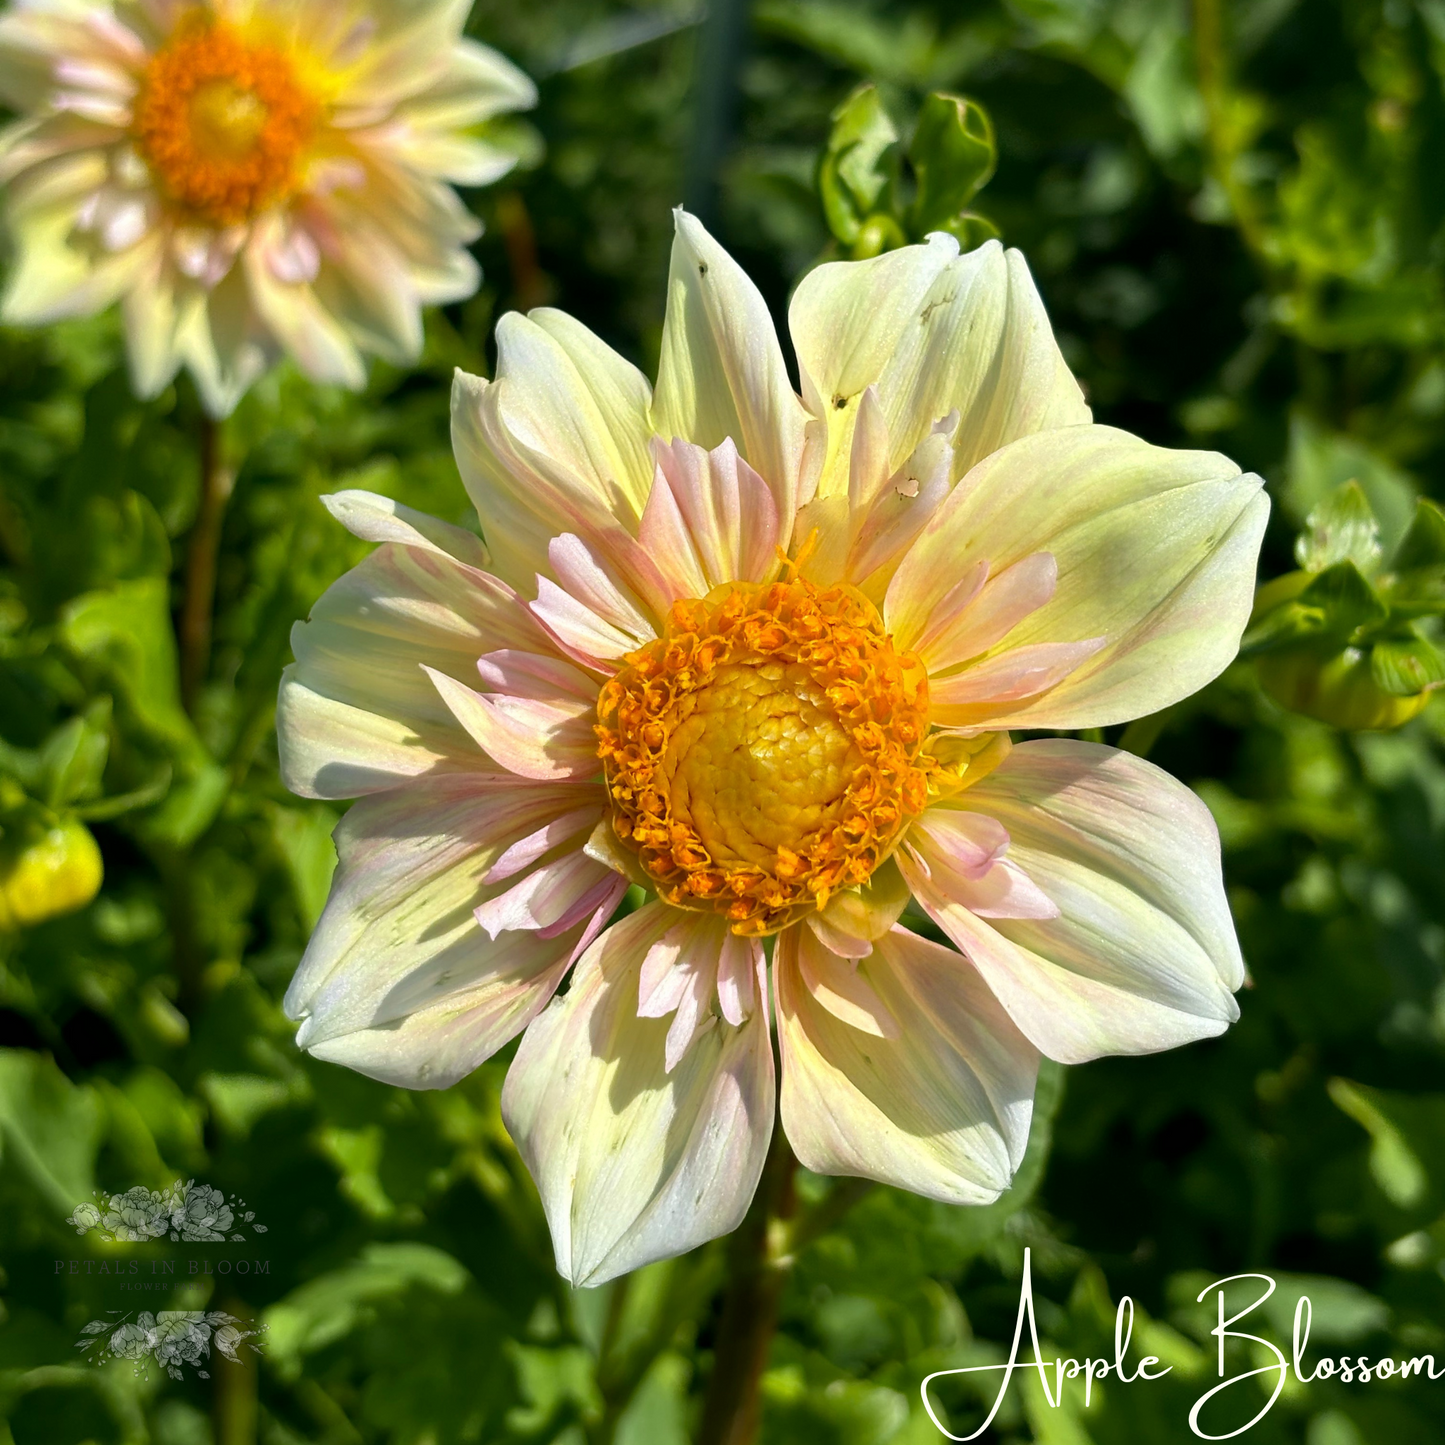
[[134, 19, 319, 226], [597, 576, 932, 937]]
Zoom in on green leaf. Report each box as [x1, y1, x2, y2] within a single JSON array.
[[268, 803, 339, 930], [1370, 634, 1445, 697], [1295, 560, 1389, 638], [1392, 496, 1445, 573], [58, 578, 192, 751], [819, 84, 898, 246], [1328, 1079, 1444, 1211], [1386, 498, 1445, 612], [264, 1243, 472, 1376], [908, 91, 997, 233], [1282, 413, 1416, 553], [38, 699, 110, 809], [1296, 479, 1382, 574], [0, 1048, 102, 1214]]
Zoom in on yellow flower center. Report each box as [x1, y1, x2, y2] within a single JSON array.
[[134, 19, 319, 226], [597, 576, 932, 936]]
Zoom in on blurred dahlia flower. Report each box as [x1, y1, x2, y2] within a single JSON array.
[[278, 213, 1268, 1286], [0, 0, 535, 415]]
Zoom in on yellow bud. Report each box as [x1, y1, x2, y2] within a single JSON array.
[[0, 813, 104, 930]]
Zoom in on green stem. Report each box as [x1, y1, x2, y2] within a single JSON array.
[[213, 1299, 258, 1445], [696, 1130, 797, 1445], [180, 413, 235, 717]]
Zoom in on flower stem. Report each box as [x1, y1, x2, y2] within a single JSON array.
[[213, 1298, 258, 1445], [696, 1129, 798, 1445], [180, 412, 235, 717]]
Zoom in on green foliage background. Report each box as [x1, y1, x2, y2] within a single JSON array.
[[2, 0, 1445, 1441]]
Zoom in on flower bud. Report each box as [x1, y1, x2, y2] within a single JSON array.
[[0, 810, 103, 930]]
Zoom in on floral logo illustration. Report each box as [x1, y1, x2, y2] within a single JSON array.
[[66, 1180, 268, 1243], [75, 1309, 265, 1381]]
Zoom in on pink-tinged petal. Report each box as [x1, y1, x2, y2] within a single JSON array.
[[903, 812, 1059, 921], [280, 542, 550, 799], [287, 773, 602, 1088], [911, 552, 1057, 674], [776, 924, 1039, 1203], [886, 425, 1270, 729], [474, 649, 598, 705], [651, 211, 809, 540], [452, 358, 654, 596], [241, 216, 366, 390], [529, 532, 659, 669], [265, 217, 322, 285], [485, 804, 603, 883], [547, 534, 656, 638], [473, 848, 617, 937], [640, 437, 781, 601], [450, 309, 653, 586], [901, 740, 1243, 1064], [663, 965, 715, 1073], [636, 912, 763, 1070], [638, 924, 696, 1017], [950, 861, 1060, 920], [928, 638, 1107, 715], [305, 948, 569, 1090], [840, 427, 954, 597], [909, 558, 990, 661], [423, 666, 598, 781], [502, 902, 775, 1286], [911, 811, 1010, 879], [321, 489, 490, 568], [793, 930, 899, 1037], [715, 931, 761, 1026]]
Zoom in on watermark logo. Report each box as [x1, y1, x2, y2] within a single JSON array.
[[921, 1248, 1443, 1441], [75, 1309, 265, 1381], [65, 1180, 268, 1244]]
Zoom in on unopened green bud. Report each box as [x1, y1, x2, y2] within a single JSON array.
[[1260, 647, 1433, 731]]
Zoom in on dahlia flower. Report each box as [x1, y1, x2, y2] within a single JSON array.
[[0, 0, 534, 415], [278, 213, 1268, 1286]]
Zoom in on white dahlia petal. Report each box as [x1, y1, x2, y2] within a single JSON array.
[[423, 655, 600, 782], [887, 425, 1270, 729], [776, 924, 1038, 1204], [1, 191, 158, 325], [651, 210, 810, 536], [503, 903, 775, 1286], [278, 538, 549, 798], [184, 264, 272, 418], [493, 309, 655, 520], [789, 235, 1089, 499], [529, 533, 657, 670], [320, 488, 490, 567], [395, 37, 537, 130], [451, 317, 656, 594], [241, 219, 366, 391], [901, 740, 1243, 1064], [287, 774, 603, 1089], [638, 436, 782, 602]]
